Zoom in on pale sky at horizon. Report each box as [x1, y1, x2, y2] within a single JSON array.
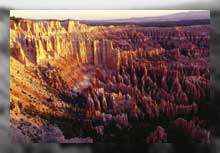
[[0, 0, 215, 9], [10, 10, 206, 20]]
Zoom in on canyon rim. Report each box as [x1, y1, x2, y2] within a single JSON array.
[[10, 10, 210, 143]]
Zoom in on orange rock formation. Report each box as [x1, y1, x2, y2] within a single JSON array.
[[10, 17, 210, 143]]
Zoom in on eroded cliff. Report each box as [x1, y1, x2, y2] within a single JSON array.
[[10, 17, 210, 143]]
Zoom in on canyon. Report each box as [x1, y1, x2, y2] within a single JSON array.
[[10, 17, 210, 143]]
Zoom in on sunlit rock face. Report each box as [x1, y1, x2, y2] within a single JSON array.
[[10, 17, 210, 143], [10, 18, 116, 66]]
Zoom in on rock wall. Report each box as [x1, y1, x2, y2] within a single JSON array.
[[10, 18, 115, 67], [10, 17, 210, 143]]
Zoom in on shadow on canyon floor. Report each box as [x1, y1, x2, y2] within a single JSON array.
[[0, 7, 220, 152]]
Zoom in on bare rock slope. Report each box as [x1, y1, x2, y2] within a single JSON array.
[[10, 17, 210, 143]]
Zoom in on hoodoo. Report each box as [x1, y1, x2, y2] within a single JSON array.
[[10, 16, 210, 143]]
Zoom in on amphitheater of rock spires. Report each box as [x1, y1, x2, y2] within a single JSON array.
[[10, 14, 210, 143]]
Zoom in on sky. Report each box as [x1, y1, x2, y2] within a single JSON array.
[[10, 10, 205, 20], [0, 0, 216, 9]]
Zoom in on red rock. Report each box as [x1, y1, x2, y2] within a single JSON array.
[[146, 126, 167, 143]]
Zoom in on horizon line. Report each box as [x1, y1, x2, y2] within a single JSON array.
[[10, 10, 209, 21]]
